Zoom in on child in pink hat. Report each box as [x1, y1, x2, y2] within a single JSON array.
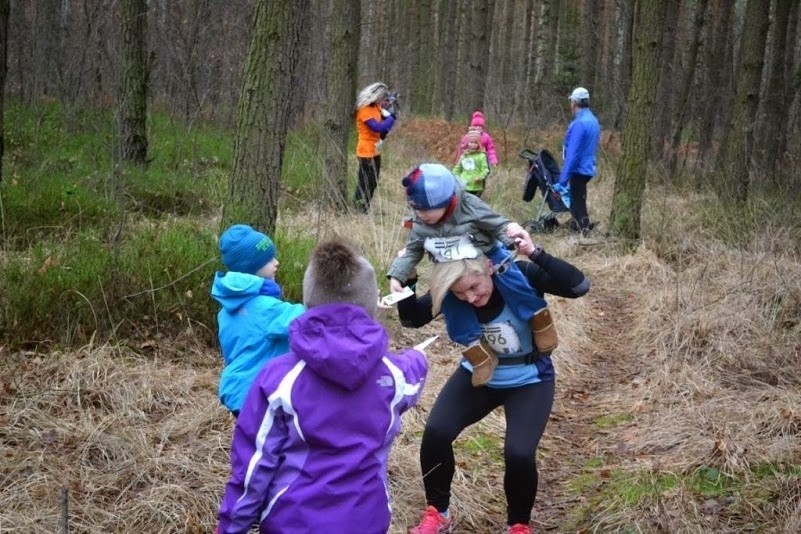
[[453, 129, 490, 197], [456, 110, 498, 166]]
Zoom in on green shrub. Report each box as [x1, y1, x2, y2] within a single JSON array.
[[0, 100, 340, 350], [1, 231, 113, 345], [0, 222, 219, 347], [269, 229, 317, 303]]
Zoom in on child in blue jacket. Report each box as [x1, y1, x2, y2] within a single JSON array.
[[211, 224, 304, 416]]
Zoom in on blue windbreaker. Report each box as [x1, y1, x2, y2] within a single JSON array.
[[211, 271, 305, 413], [558, 107, 601, 184]]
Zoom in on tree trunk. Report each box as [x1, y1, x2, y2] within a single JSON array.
[[34, 0, 61, 98], [581, 0, 601, 90], [561, 0, 582, 89], [467, 0, 491, 112], [0, 0, 7, 182], [613, 0, 634, 131], [717, 0, 769, 202], [755, 0, 795, 180], [520, 0, 539, 124], [411, 0, 432, 114], [608, 0, 666, 241], [322, 0, 360, 210], [597, 0, 616, 108], [668, 0, 708, 177], [437, 0, 452, 118], [537, 0, 559, 118], [697, 0, 734, 172], [649, 0, 680, 161], [224, 0, 310, 234], [119, 0, 149, 166], [776, 0, 801, 166]]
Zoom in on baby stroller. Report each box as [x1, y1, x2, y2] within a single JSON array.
[[519, 148, 571, 233]]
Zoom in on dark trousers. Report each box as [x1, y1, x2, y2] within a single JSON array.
[[568, 173, 592, 230], [419, 367, 555, 526], [354, 156, 381, 211]]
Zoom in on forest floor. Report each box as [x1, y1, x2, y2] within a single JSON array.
[[533, 279, 642, 530], [3, 116, 800, 533]]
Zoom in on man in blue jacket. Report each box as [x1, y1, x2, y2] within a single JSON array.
[[558, 87, 601, 235]]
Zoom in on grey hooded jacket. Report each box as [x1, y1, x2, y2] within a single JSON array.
[[387, 183, 512, 283]]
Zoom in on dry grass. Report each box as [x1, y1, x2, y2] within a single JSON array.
[[2, 123, 800, 533]]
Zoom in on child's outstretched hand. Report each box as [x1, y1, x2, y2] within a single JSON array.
[[390, 277, 405, 293]]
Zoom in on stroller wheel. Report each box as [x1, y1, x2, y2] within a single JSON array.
[[542, 214, 560, 233], [527, 220, 545, 234]]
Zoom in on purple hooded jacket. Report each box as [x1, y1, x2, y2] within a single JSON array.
[[217, 303, 428, 534]]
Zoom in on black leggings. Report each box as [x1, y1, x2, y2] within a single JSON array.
[[354, 156, 381, 211], [420, 367, 554, 526], [568, 174, 592, 230]]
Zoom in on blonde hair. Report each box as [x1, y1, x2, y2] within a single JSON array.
[[429, 256, 491, 315], [356, 82, 389, 109]]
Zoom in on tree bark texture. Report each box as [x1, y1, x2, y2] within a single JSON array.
[[755, 0, 796, 179], [0, 0, 7, 183], [119, 0, 149, 166], [225, 0, 310, 234], [668, 0, 708, 177], [649, 0, 680, 160], [468, 0, 491, 113], [697, 0, 734, 170], [609, 0, 666, 241], [717, 0, 769, 202], [322, 0, 360, 210]]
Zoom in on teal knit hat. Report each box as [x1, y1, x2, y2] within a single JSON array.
[[219, 224, 276, 274]]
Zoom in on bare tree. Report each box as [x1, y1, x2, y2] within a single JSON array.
[[410, 0, 433, 115], [608, 0, 667, 241], [467, 0, 492, 112], [0, 0, 7, 182], [224, 0, 310, 233], [649, 0, 680, 161], [755, 0, 797, 180], [322, 0, 360, 210], [580, 0, 601, 91], [667, 0, 708, 177], [119, 0, 149, 166], [697, 0, 734, 171], [717, 0, 769, 202]]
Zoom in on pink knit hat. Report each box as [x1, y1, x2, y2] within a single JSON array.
[[470, 111, 485, 128], [464, 129, 483, 149]]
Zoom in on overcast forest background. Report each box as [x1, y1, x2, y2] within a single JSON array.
[[1, 0, 800, 533]]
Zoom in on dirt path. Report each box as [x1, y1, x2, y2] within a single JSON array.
[[534, 280, 642, 531]]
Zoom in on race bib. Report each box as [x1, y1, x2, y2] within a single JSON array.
[[424, 235, 480, 263], [481, 321, 521, 354]]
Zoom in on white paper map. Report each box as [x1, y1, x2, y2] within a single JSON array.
[[381, 286, 414, 306], [413, 335, 439, 352]]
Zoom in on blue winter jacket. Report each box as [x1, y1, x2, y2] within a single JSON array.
[[211, 271, 305, 413], [558, 108, 601, 184]]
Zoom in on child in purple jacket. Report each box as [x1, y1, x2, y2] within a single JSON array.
[[217, 238, 429, 534]]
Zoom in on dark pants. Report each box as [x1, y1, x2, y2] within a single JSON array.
[[354, 156, 381, 212], [568, 173, 592, 231], [419, 367, 555, 526]]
